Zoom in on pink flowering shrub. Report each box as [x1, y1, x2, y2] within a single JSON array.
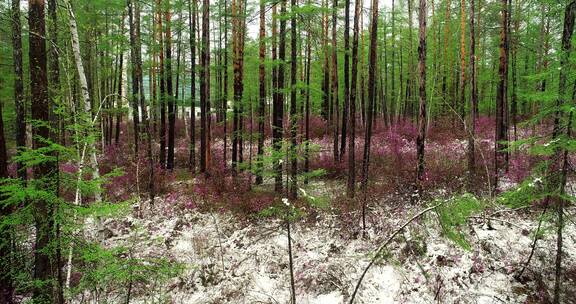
[[99, 138, 175, 202], [474, 116, 496, 140], [506, 152, 538, 183], [186, 154, 276, 216]]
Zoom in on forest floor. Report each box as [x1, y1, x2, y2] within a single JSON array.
[[90, 179, 576, 304]]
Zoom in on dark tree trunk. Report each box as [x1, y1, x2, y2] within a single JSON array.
[[468, 0, 477, 189], [129, 1, 140, 155], [273, 0, 286, 193], [11, 0, 26, 182], [390, 0, 396, 124], [459, 0, 467, 130], [340, 0, 350, 160], [511, 0, 519, 141], [361, 0, 378, 236], [129, 0, 140, 152], [360, 18, 367, 128], [165, 2, 175, 170], [200, 0, 210, 174], [256, 0, 266, 185], [232, 0, 245, 172], [47, 0, 64, 301], [115, 26, 124, 146], [129, 0, 155, 202], [406, 0, 415, 122], [321, 0, 330, 122], [331, 0, 339, 161], [48, 0, 61, 138], [189, 0, 197, 172], [347, 0, 361, 198], [238, 0, 248, 166], [175, 17, 183, 114], [0, 44, 14, 304], [304, 0, 312, 185], [114, 11, 126, 146], [29, 1, 56, 302], [223, 0, 229, 167], [416, 0, 427, 184], [494, 0, 509, 191], [158, 0, 167, 168], [442, 0, 452, 121], [288, 0, 298, 199], [552, 2, 575, 303]]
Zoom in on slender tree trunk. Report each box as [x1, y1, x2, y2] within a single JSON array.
[[129, 21, 140, 154], [510, 0, 519, 141], [273, 1, 286, 193], [231, 0, 245, 172], [11, 0, 26, 182], [175, 16, 183, 116], [321, 0, 330, 122], [390, 0, 396, 125], [115, 12, 126, 146], [115, 48, 124, 145], [494, 0, 509, 192], [200, 0, 210, 174], [216, 1, 224, 125], [129, 0, 155, 202], [129, 0, 141, 154], [340, 0, 350, 160], [552, 2, 575, 303], [158, 0, 167, 168], [151, 9, 158, 137], [360, 12, 367, 128], [467, 0, 477, 189], [239, 0, 248, 166], [223, 0, 229, 167], [331, 0, 340, 160], [442, 0, 452, 120], [0, 37, 14, 304], [416, 0, 427, 184], [189, 0, 197, 171], [407, 0, 415, 121], [459, 0, 467, 128], [256, 0, 266, 185], [165, 1, 175, 170], [288, 0, 298, 199], [475, 0, 481, 116], [361, 0, 378, 237], [304, 16, 312, 185], [347, 0, 361, 198], [66, 0, 102, 203], [47, 0, 65, 301]]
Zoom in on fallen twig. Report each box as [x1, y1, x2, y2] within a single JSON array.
[[348, 202, 443, 304], [468, 216, 525, 229]]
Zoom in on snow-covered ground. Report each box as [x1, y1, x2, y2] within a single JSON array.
[[89, 191, 576, 304]]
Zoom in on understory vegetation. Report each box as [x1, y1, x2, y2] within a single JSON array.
[[0, 0, 575, 303]]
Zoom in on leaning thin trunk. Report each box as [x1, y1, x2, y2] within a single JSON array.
[[66, 0, 102, 203]]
